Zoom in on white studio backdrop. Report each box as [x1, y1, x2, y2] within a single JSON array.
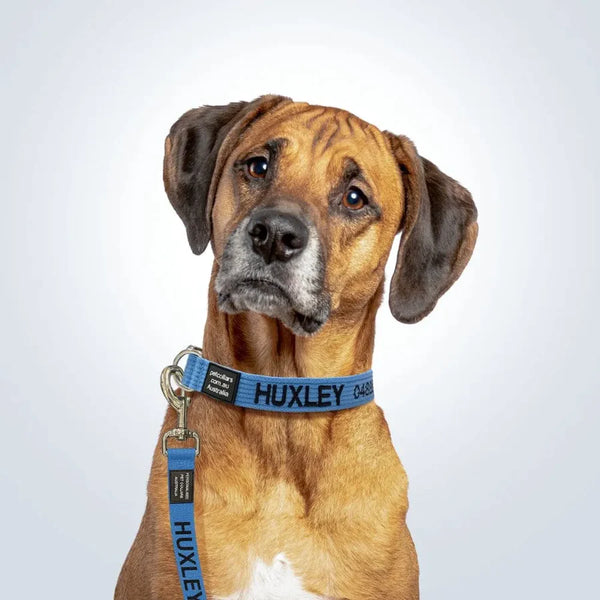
[[1, 1, 598, 598]]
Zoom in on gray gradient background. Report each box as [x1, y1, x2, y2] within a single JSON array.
[[1, 1, 598, 598]]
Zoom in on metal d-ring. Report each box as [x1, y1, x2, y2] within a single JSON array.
[[172, 345, 204, 393], [160, 364, 187, 412]]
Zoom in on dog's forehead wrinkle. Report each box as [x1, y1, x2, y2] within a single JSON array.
[[256, 110, 377, 154], [301, 105, 329, 127], [310, 117, 372, 158], [311, 121, 331, 151]]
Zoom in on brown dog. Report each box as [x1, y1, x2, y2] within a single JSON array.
[[115, 95, 477, 600]]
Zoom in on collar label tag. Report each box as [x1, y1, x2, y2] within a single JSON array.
[[201, 362, 241, 404], [169, 469, 194, 504]]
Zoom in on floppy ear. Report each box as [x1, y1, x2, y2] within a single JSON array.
[[163, 94, 290, 254], [384, 132, 478, 323]]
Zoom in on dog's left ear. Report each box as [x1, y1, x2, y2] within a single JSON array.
[[384, 132, 478, 323], [163, 94, 290, 254]]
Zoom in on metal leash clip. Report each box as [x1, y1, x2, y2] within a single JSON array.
[[161, 345, 204, 456]]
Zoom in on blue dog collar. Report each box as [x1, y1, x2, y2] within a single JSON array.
[[181, 352, 374, 412]]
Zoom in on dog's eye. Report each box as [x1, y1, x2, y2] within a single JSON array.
[[342, 187, 368, 210], [246, 156, 269, 178]]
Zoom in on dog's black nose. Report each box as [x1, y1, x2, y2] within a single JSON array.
[[247, 209, 309, 264]]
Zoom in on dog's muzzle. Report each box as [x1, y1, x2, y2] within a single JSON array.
[[215, 207, 330, 335]]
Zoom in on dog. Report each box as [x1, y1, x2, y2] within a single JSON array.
[[115, 94, 478, 600]]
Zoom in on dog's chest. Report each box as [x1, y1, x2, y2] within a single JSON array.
[[190, 405, 408, 599], [201, 477, 330, 599], [213, 553, 326, 600]]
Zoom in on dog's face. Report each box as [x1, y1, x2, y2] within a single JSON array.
[[164, 96, 478, 335], [211, 103, 406, 335]]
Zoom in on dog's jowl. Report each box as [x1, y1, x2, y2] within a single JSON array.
[[115, 95, 478, 600]]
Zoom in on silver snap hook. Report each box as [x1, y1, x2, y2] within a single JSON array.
[[160, 345, 203, 456]]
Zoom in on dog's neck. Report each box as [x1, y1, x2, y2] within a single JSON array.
[[201, 269, 382, 379], [180, 266, 384, 474]]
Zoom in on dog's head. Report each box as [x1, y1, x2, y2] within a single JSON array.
[[164, 95, 477, 335]]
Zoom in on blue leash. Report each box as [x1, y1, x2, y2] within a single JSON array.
[[167, 448, 206, 599], [162, 346, 375, 598]]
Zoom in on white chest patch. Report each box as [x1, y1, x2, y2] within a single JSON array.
[[214, 553, 326, 600]]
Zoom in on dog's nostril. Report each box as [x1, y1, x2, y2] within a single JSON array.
[[281, 232, 303, 250], [249, 222, 269, 243]]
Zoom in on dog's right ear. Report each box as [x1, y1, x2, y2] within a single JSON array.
[[163, 95, 290, 254]]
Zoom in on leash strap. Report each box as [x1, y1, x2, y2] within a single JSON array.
[[181, 353, 374, 412], [167, 448, 206, 600]]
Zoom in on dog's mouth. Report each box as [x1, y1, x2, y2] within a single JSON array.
[[217, 278, 327, 335]]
